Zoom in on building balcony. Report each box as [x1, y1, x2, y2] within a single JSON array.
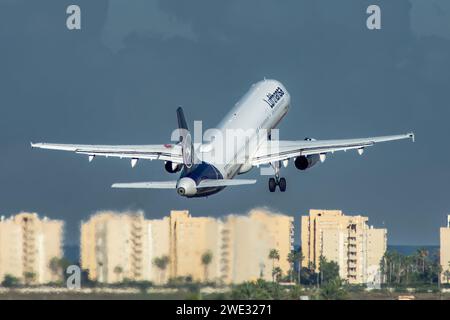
[[131, 253, 143, 260], [131, 231, 143, 238], [220, 258, 229, 264], [131, 238, 143, 245], [132, 263, 143, 270]]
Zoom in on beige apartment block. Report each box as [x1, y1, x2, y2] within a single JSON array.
[[440, 215, 450, 284], [0, 212, 64, 284], [223, 209, 294, 283], [167, 209, 294, 284], [81, 211, 158, 283], [168, 210, 222, 282], [0, 217, 23, 282], [301, 209, 386, 285], [81, 208, 294, 285]]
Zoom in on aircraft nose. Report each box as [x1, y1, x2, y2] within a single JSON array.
[[176, 177, 197, 196]]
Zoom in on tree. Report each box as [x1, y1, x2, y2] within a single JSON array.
[[287, 250, 304, 284], [1, 274, 20, 287], [201, 251, 213, 282], [320, 278, 347, 300], [318, 256, 339, 285], [49, 257, 60, 277], [231, 279, 283, 300], [23, 272, 36, 286], [287, 252, 296, 283], [416, 248, 429, 274], [153, 255, 170, 284], [114, 265, 123, 283], [272, 267, 282, 283], [48, 256, 68, 283], [381, 249, 442, 287], [268, 249, 280, 282], [444, 262, 450, 285]]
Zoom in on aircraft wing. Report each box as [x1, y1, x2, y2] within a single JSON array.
[[31, 142, 184, 164], [251, 132, 414, 166]]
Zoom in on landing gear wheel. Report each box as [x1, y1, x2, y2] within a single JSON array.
[[268, 178, 276, 192], [279, 177, 286, 192]]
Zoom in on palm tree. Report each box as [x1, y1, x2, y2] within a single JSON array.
[[201, 251, 213, 282], [287, 252, 296, 283], [287, 251, 303, 284], [444, 262, 450, 284], [114, 265, 123, 283], [272, 267, 282, 283], [268, 249, 280, 282], [153, 255, 170, 284], [417, 248, 429, 274]]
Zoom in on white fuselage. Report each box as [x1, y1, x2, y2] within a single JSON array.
[[177, 79, 290, 197], [200, 79, 290, 178]]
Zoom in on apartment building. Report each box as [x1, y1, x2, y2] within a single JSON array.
[[223, 209, 294, 283], [301, 209, 386, 285], [440, 215, 450, 284], [81, 211, 156, 283], [0, 212, 64, 284], [80, 209, 294, 284]]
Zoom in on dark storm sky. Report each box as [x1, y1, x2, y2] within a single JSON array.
[[0, 0, 449, 245]]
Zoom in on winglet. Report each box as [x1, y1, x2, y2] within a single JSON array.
[[408, 132, 415, 142]]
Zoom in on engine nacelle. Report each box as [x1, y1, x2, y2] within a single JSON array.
[[294, 155, 320, 170], [165, 161, 182, 173]]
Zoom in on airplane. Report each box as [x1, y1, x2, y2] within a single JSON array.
[[31, 79, 414, 198]]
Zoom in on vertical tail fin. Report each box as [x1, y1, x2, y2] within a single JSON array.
[[177, 107, 188, 134], [176, 107, 196, 168]]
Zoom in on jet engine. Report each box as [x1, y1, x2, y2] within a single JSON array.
[[294, 155, 320, 170], [165, 161, 182, 173]]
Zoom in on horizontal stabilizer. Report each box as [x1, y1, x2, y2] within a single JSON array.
[[197, 179, 257, 188], [111, 181, 177, 189]]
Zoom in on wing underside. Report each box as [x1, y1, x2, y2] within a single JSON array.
[[31, 142, 184, 163], [251, 132, 414, 165]]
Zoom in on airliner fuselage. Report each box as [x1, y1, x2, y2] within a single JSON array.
[[178, 80, 290, 197]]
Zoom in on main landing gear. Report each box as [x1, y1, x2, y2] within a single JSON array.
[[268, 161, 286, 192], [269, 177, 286, 192]]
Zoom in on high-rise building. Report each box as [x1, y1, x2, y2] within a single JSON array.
[[81, 211, 156, 283], [0, 212, 64, 284], [223, 209, 294, 283], [301, 209, 386, 285], [440, 214, 450, 284], [80, 209, 294, 284]]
